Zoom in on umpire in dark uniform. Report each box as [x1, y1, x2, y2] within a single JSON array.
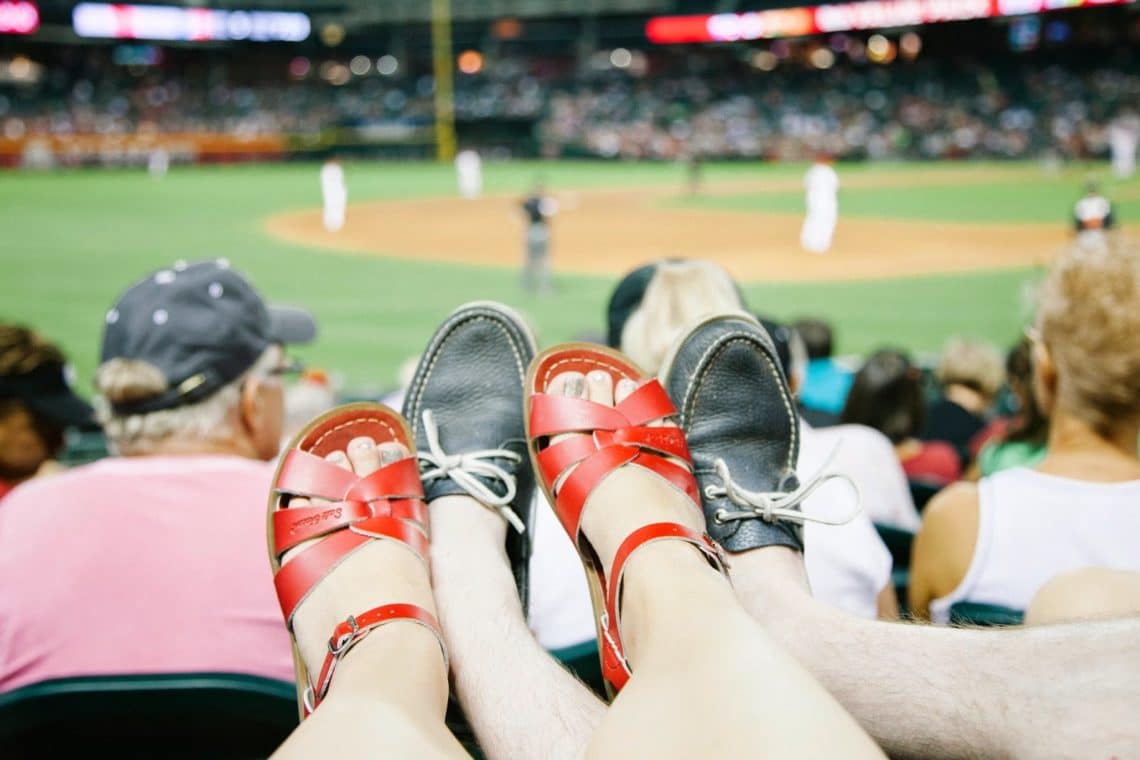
[[521, 181, 554, 295]]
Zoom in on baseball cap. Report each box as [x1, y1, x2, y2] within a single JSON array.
[[0, 360, 94, 428], [605, 263, 661, 349], [101, 259, 317, 416], [756, 315, 793, 381]]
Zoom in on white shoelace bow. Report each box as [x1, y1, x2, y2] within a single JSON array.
[[417, 410, 526, 534], [705, 443, 862, 527]]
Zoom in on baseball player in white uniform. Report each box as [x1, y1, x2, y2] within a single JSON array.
[[800, 156, 840, 254], [455, 149, 483, 200], [1073, 183, 1114, 247], [1108, 113, 1138, 180], [147, 148, 169, 179], [320, 156, 347, 232]]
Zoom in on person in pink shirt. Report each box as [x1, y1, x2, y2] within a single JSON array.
[[0, 259, 316, 691]]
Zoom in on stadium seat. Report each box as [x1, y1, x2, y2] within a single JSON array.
[[874, 523, 915, 612], [551, 639, 605, 698], [58, 427, 109, 467], [908, 480, 944, 513], [0, 672, 297, 757], [948, 601, 1025, 627]]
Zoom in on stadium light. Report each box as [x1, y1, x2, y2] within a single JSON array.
[[646, 0, 1135, 43], [0, 1, 38, 35], [72, 3, 309, 42]]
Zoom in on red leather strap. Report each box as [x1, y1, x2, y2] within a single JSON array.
[[529, 394, 631, 438], [553, 444, 640, 538], [343, 458, 424, 502], [274, 453, 428, 525], [612, 381, 677, 426], [528, 381, 680, 439], [275, 449, 360, 498], [599, 522, 726, 692], [306, 603, 446, 716], [273, 501, 373, 554], [595, 425, 691, 460], [274, 515, 429, 623], [528, 379, 699, 539]]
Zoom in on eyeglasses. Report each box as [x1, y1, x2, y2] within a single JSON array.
[[268, 357, 306, 378]]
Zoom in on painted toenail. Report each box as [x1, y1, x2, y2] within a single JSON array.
[[350, 438, 374, 451], [567, 377, 585, 396]]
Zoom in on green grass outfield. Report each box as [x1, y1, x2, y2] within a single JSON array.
[[1, 159, 1135, 397]]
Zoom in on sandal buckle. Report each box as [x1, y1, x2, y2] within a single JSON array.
[[328, 614, 359, 655]]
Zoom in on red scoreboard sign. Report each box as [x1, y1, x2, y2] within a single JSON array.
[[0, 0, 38, 35], [646, 0, 1135, 43]]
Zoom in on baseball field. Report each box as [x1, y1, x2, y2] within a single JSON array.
[[2, 159, 1136, 397]]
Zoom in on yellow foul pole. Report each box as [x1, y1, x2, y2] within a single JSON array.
[[431, 0, 457, 162]]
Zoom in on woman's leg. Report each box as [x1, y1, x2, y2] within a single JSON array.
[[275, 437, 468, 758], [548, 370, 882, 758]]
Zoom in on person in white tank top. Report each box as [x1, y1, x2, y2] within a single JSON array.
[[927, 467, 1140, 623], [910, 237, 1140, 621]]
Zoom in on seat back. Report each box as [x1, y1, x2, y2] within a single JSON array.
[[948, 601, 1025, 627], [908, 480, 943, 513], [0, 673, 297, 758], [874, 523, 916, 614], [551, 640, 606, 698]]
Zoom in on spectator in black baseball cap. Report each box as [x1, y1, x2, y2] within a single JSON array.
[[96, 257, 316, 456], [0, 325, 93, 500], [0, 259, 313, 692]]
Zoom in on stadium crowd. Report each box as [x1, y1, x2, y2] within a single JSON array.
[[1, 229, 1139, 754], [2, 47, 1137, 161]]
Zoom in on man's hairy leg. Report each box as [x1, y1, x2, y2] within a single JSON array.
[[733, 547, 1140, 759], [430, 494, 605, 760]]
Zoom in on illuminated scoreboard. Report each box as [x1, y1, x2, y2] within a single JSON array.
[[71, 3, 310, 42], [0, 0, 38, 35]]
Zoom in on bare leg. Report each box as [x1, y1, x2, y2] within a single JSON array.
[[550, 370, 881, 758], [275, 438, 468, 759], [732, 547, 1140, 758], [430, 494, 606, 759], [1026, 568, 1140, 625]]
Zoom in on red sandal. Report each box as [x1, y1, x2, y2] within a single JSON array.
[[267, 402, 447, 717], [524, 344, 726, 697]]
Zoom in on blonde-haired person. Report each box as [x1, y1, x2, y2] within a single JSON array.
[[921, 336, 1004, 464], [911, 238, 1140, 621], [0, 325, 94, 499], [0, 260, 315, 691], [618, 259, 742, 374]]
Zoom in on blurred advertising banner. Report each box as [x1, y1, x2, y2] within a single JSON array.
[[72, 3, 309, 42], [646, 0, 1135, 43], [0, 133, 288, 168], [0, 1, 38, 35]]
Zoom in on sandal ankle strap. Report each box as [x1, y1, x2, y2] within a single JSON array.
[[600, 522, 727, 691], [305, 603, 448, 716]]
